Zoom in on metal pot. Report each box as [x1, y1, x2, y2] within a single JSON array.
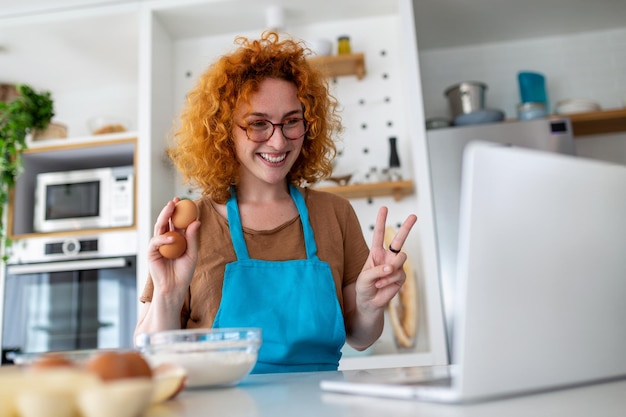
[[444, 81, 487, 118]]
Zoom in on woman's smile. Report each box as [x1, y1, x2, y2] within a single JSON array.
[[258, 152, 288, 164]]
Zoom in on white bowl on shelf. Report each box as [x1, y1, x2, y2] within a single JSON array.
[[555, 98, 601, 115]]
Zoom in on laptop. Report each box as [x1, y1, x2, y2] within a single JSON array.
[[321, 141, 626, 403]]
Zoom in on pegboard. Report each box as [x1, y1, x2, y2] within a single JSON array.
[[169, 14, 429, 356]]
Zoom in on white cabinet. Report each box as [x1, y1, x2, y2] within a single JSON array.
[[0, 0, 448, 370]]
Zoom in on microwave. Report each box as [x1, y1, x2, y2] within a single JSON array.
[[34, 166, 134, 233]]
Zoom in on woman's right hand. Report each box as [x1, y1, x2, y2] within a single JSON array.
[[148, 198, 201, 298]]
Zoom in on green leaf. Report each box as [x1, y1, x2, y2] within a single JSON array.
[[0, 83, 54, 257]]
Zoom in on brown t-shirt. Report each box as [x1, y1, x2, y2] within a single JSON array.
[[140, 187, 370, 329]]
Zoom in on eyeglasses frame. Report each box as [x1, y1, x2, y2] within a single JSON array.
[[237, 118, 308, 143]]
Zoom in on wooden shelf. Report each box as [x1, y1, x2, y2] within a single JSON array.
[[315, 180, 414, 201], [8, 225, 137, 241], [308, 53, 366, 80], [567, 108, 626, 137]]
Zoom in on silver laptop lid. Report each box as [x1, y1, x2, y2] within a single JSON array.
[[454, 141, 626, 400]]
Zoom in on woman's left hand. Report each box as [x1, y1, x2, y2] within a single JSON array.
[[356, 206, 418, 311]]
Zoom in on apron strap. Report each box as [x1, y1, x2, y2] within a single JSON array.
[[226, 184, 319, 261], [289, 184, 319, 260], [226, 187, 250, 260]]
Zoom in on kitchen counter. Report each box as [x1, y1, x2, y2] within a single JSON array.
[[146, 368, 626, 417]]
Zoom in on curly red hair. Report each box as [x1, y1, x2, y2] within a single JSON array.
[[167, 31, 341, 203]]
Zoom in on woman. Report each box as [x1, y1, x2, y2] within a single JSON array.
[[135, 31, 417, 373]]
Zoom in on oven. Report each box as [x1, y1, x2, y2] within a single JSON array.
[[1, 230, 137, 364]]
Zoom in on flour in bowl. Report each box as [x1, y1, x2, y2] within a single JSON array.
[[148, 350, 257, 387]]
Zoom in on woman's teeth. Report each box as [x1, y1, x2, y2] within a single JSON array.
[[260, 153, 286, 163]]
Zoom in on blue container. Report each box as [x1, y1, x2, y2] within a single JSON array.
[[518, 71, 548, 110]]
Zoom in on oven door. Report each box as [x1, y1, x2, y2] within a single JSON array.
[[2, 256, 136, 363]]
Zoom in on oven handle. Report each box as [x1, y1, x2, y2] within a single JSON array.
[[7, 257, 129, 275]]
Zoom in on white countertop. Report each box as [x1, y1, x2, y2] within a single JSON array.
[[146, 368, 626, 417]]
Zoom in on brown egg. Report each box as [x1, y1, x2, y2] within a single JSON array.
[[30, 353, 75, 370], [84, 351, 152, 381], [119, 351, 153, 379], [158, 231, 187, 259], [171, 199, 199, 229]]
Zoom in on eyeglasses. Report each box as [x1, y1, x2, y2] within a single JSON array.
[[238, 118, 308, 143]]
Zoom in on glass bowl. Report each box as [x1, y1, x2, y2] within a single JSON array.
[[135, 328, 262, 388]]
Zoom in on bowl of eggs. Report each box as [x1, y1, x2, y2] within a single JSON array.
[[0, 349, 187, 417], [135, 328, 262, 388]]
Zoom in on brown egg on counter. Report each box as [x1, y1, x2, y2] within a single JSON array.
[[171, 199, 199, 229], [29, 353, 76, 370], [78, 351, 156, 417], [83, 351, 152, 381], [119, 352, 153, 379], [158, 231, 187, 259]]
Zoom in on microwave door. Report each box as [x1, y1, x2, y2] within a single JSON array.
[[33, 167, 112, 233], [35, 179, 104, 233]]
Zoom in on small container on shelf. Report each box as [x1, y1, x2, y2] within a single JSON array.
[[517, 102, 547, 120], [88, 116, 130, 135], [388, 136, 402, 181], [337, 36, 352, 55]]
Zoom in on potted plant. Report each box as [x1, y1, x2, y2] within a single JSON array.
[[0, 83, 54, 258]]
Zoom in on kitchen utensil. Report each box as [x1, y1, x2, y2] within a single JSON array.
[[444, 81, 488, 118], [384, 226, 418, 349]]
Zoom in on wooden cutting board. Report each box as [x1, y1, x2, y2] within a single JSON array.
[[384, 226, 419, 349]]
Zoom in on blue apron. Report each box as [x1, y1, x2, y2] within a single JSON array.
[[213, 184, 345, 373]]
